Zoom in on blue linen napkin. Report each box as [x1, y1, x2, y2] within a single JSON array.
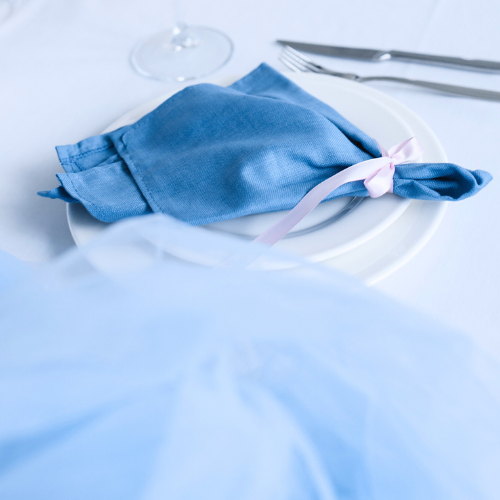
[[38, 63, 492, 224]]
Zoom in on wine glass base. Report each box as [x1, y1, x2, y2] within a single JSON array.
[[131, 26, 233, 82]]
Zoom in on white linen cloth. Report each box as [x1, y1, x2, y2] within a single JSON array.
[[0, 0, 499, 342]]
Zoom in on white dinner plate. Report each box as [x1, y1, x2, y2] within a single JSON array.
[[67, 71, 419, 260], [67, 71, 446, 281]]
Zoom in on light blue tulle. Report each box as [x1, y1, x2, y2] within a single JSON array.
[[1, 214, 499, 500]]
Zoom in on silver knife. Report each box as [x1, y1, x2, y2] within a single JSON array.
[[277, 40, 500, 72]]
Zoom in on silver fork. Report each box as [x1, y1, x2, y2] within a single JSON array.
[[280, 46, 500, 102]]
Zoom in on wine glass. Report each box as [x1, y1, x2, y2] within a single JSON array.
[[130, 1, 233, 82]]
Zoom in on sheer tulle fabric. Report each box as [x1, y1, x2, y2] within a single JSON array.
[[0, 214, 499, 499]]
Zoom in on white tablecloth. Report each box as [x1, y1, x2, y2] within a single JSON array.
[[1, 0, 499, 346]]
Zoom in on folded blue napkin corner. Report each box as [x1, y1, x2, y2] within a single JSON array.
[[38, 63, 492, 224]]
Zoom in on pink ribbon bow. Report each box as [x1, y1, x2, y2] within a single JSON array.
[[254, 137, 424, 246]]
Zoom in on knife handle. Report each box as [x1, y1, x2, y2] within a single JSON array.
[[357, 76, 500, 102], [389, 50, 500, 72]]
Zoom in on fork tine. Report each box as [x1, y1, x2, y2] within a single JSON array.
[[282, 45, 320, 67], [281, 47, 322, 73], [280, 48, 321, 74], [279, 51, 304, 72], [281, 46, 359, 80], [279, 51, 308, 71], [279, 54, 303, 73]]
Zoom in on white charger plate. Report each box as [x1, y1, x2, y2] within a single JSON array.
[[67, 72, 419, 261], [67, 71, 446, 281]]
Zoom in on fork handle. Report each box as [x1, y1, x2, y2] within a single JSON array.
[[357, 76, 500, 102]]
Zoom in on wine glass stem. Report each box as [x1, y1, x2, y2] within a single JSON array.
[[171, 0, 186, 34], [170, 0, 199, 49]]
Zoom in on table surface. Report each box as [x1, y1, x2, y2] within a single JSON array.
[[1, 0, 499, 350]]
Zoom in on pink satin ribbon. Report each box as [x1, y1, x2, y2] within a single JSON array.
[[254, 137, 424, 246]]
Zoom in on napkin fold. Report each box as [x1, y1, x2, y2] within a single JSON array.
[[39, 63, 492, 224]]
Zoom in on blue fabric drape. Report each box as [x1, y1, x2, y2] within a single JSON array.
[[38, 64, 491, 224]]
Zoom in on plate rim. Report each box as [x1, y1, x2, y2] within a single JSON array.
[[67, 71, 416, 259], [66, 70, 447, 283]]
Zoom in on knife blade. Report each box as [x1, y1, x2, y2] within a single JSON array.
[[277, 40, 500, 72]]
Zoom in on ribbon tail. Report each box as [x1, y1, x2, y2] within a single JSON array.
[[253, 137, 424, 247], [253, 157, 389, 246]]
